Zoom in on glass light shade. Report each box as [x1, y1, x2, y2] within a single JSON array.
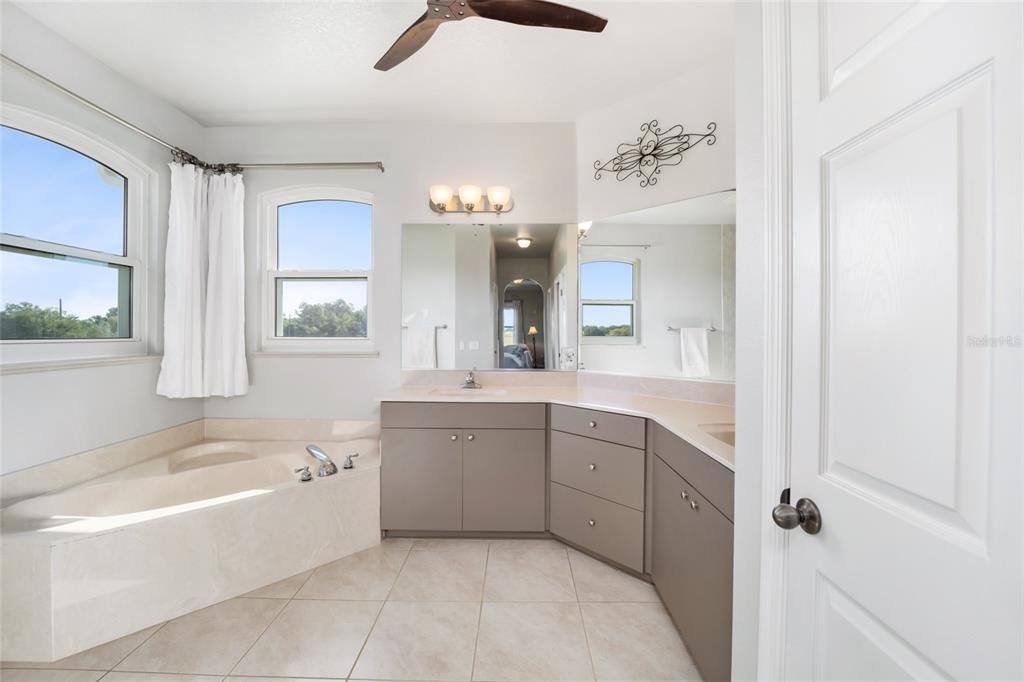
[[458, 184, 483, 209], [516, 238, 532, 249], [487, 185, 512, 209], [527, 326, 539, 335], [429, 184, 454, 208], [578, 220, 593, 234]]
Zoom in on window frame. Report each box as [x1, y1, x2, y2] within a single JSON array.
[[0, 106, 153, 365], [579, 257, 640, 345], [258, 186, 375, 353]]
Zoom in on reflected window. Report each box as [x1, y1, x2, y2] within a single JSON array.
[[580, 260, 638, 341]]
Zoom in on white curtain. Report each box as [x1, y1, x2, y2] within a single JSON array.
[[157, 164, 249, 398]]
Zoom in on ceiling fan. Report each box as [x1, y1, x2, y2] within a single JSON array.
[[375, 0, 608, 71]]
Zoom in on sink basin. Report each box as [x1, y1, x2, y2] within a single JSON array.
[[699, 422, 735, 446], [429, 387, 509, 398]]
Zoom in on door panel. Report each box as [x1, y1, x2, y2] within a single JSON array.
[[785, 2, 1022, 679], [381, 428, 462, 531], [462, 429, 546, 531]]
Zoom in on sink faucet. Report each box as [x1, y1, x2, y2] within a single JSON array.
[[305, 444, 338, 477], [461, 369, 482, 389]]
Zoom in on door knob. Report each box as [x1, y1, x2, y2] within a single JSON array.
[[772, 489, 822, 535]]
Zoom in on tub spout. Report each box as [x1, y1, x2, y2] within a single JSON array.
[[305, 444, 338, 477]]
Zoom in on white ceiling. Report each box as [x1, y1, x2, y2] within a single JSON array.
[[595, 189, 736, 225], [490, 223, 563, 258], [13, 0, 734, 126]]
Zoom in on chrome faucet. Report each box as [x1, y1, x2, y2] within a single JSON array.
[[461, 369, 482, 389], [305, 444, 338, 477]]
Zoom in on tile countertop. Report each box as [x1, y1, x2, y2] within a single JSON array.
[[381, 386, 736, 471]]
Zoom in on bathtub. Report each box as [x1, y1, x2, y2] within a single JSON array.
[[1, 438, 381, 662]]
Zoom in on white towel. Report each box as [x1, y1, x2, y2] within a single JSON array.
[[679, 328, 710, 378], [403, 326, 435, 369]]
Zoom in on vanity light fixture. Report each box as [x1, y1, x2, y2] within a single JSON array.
[[429, 183, 514, 214], [516, 237, 533, 249], [577, 220, 593, 239]]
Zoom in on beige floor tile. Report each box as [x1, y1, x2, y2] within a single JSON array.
[[473, 602, 594, 681], [580, 603, 700, 681], [484, 547, 576, 602], [242, 569, 313, 599], [487, 539, 568, 555], [410, 538, 491, 552], [1, 624, 162, 671], [226, 678, 336, 682], [232, 600, 381, 679], [0, 671, 105, 682], [295, 546, 408, 600], [350, 601, 480, 681], [568, 550, 659, 603], [115, 598, 285, 675], [102, 674, 223, 681], [389, 550, 487, 602], [380, 537, 415, 550]]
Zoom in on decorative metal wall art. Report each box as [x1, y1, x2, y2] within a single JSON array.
[[594, 120, 717, 188]]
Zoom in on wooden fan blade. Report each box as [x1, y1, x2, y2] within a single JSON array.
[[375, 12, 444, 71], [466, 0, 607, 32]]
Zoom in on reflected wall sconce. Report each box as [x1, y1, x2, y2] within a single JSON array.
[[429, 183, 514, 214]]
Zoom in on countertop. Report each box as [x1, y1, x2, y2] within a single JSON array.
[[382, 386, 735, 471]]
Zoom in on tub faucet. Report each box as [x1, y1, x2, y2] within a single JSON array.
[[305, 444, 338, 477]]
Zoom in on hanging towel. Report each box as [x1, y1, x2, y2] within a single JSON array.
[[679, 328, 710, 378], [403, 326, 435, 369]]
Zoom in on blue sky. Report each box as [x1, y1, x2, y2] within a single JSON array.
[[581, 260, 634, 327], [2, 125, 126, 318], [1, 125, 372, 320]]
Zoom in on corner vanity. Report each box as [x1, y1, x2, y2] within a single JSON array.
[[380, 388, 735, 681]]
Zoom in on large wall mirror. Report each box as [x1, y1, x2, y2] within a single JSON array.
[[579, 190, 736, 381], [401, 223, 579, 370], [400, 190, 734, 380]]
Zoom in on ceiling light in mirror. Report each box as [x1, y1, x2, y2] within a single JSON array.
[[516, 237, 532, 249]]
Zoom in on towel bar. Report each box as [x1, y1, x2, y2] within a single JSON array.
[[667, 325, 718, 332]]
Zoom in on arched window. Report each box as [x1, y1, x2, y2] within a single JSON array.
[[580, 259, 639, 343], [259, 186, 374, 352], [0, 110, 151, 363]]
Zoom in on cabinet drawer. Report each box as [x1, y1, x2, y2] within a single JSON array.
[[550, 431, 644, 510], [549, 482, 644, 572], [550, 404, 646, 448], [382, 402, 546, 429], [653, 423, 734, 521]]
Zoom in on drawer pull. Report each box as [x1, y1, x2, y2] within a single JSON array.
[[689, 500, 699, 511], [588, 463, 597, 471], [450, 434, 459, 441], [467, 434, 475, 441], [587, 519, 596, 527], [588, 420, 597, 428]]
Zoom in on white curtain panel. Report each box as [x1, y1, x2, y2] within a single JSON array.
[[157, 164, 249, 398]]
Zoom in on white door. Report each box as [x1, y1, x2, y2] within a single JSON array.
[[782, 2, 1022, 679]]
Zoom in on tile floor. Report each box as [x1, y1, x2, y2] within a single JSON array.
[[2, 538, 702, 681]]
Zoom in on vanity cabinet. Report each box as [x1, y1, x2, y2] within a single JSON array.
[[380, 402, 546, 532], [651, 427, 734, 682]]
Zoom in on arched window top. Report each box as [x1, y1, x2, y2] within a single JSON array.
[[580, 259, 636, 300]]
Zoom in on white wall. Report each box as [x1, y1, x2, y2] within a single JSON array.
[[400, 224, 455, 369], [579, 224, 733, 379], [548, 224, 579, 369], [576, 55, 736, 223], [202, 122, 577, 420], [454, 228, 496, 369], [0, 5, 205, 474]]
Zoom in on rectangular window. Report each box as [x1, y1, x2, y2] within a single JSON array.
[[262, 190, 374, 351], [580, 260, 639, 342], [0, 122, 143, 359]]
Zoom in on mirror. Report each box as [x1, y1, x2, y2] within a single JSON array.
[[401, 223, 578, 370], [578, 190, 736, 381]]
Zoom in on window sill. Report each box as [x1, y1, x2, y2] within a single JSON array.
[[0, 354, 160, 376], [252, 351, 381, 359]]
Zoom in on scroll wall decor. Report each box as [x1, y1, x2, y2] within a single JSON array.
[[594, 119, 717, 188]]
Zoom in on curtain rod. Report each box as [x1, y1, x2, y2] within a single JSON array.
[[1, 53, 385, 173]]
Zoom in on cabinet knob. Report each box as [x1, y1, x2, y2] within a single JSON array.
[[588, 420, 597, 428], [450, 434, 458, 441], [680, 490, 689, 500], [467, 434, 475, 441], [689, 500, 699, 511], [587, 519, 596, 527], [588, 463, 597, 471]]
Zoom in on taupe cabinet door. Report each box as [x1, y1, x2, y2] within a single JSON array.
[[652, 456, 733, 682], [381, 428, 462, 530], [463, 429, 546, 531]]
